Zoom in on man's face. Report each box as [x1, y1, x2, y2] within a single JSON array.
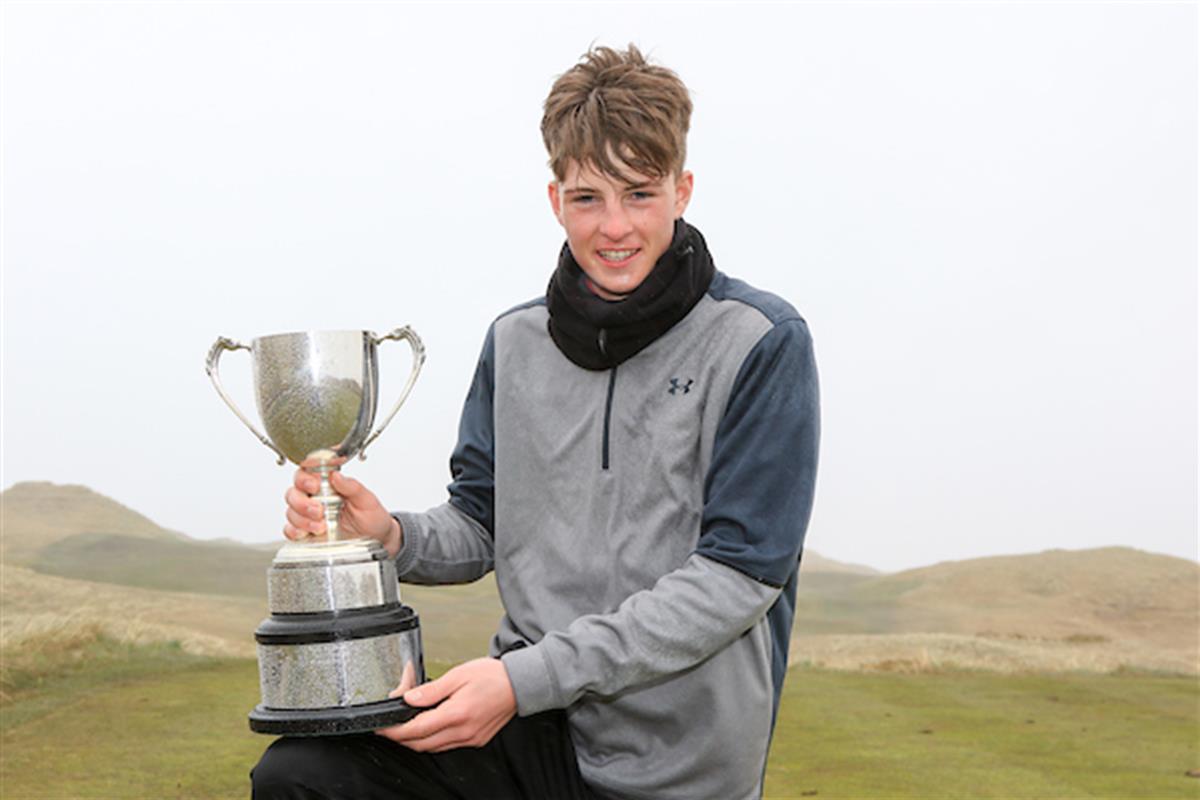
[[548, 161, 694, 300]]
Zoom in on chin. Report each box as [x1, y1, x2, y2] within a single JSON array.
[[593, 263, 652, 294], [596, 274, 645, 298]]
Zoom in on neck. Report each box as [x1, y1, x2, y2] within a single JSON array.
[[546, 219, 715, 371]]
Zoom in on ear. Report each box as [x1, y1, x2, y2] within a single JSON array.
[[548, 181, 566, 227], [673, 171, 694, 218]]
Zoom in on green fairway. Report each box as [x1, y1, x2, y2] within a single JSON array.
[[2, 645, 1196, 799], [766, 669, 1200, 799], [1, 648, 265, 799], [29, 532, 273, 598]]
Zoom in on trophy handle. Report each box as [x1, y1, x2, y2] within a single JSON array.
[[206, 337, 287, 465], [360, 326, 426, 459]]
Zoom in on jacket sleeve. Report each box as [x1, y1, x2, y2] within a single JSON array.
[[392, 326, 497, 585], [501, 318, 820, 713]]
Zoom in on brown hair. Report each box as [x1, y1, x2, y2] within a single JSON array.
[[541, 45, 693, 183]]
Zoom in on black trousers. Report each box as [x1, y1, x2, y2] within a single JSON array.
[[250, 710, 601, 800]]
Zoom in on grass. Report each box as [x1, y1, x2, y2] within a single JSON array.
[[1, 566, 264, 659], [0, 622, 212, 713], [1, 652, 263, 799], [766, 668, 1200, 799], [0, 646, 452, 800], [29, 533, 273, 598], [1, 633, 1196, 799], [794, 575, 939, 635], [792, 631, 1200, 676], [0, 624, 257, 799]]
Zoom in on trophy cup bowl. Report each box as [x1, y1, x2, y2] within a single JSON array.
[[207, 327, 428, 735]]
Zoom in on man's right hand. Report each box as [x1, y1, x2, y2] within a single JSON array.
[[284, 470, 403, 557]]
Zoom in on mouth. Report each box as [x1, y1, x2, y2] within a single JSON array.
[[597, 248, 640, 266]]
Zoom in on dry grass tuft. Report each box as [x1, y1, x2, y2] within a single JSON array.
[[0, 611, 245, 703], [0, 565, 261, 662], [1062, 633, 1110, 644], [792, 632, 1199, 675], [2, 612, 242, 660]]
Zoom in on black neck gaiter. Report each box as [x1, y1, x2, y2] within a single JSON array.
[[546, 219, 716, 371]]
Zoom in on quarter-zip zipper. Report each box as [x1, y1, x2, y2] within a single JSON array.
[[602, 367, 617, 470], [597, 328, 617, 471]]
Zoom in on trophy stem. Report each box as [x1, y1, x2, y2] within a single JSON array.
[[305, 449, 344, 541]]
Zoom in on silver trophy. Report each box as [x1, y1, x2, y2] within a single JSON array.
[[207, 327, 427, 735]]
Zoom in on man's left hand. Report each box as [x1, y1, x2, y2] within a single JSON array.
[[376, 657, 517, 752]]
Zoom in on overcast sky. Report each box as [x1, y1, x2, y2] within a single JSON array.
[[2, 2, 1196, 573]]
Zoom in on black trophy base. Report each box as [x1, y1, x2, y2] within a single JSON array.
[[249, 697, 421, 736]]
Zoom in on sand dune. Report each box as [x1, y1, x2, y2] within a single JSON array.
[[1, 565, 263, 658], [792, 631, 1197, 675], [3, 482, 1196, 675]]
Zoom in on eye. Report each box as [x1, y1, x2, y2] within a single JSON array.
[[571, 194, 596, 205], [630, 190, 656, 201]]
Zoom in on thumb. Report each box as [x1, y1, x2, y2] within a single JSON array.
[[329, 471, 367, 501], [403, 668, 463, 708]]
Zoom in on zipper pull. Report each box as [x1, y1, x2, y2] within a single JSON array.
[[597, 329, 608, 357]]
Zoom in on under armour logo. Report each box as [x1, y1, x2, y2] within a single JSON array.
[[668, 378, 694, 395]]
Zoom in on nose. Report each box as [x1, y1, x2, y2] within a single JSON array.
[[599, 203, 634, 241]]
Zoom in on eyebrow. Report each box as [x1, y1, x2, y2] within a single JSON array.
[[562, 181, 659, 195]]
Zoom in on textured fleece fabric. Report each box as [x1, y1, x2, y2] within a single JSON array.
[[394, 271, 820, 800]]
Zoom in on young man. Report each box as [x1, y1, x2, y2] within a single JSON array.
[[254, 45, 819, 800]]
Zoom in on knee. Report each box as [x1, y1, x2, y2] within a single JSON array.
[[250, 737, 336, 799]]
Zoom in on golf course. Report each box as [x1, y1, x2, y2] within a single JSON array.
[[2, 482, 1197, 798]]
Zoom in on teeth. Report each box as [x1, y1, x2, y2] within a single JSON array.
[[599, 249, 637, 260]]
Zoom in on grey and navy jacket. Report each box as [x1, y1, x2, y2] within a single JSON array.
[[394, 270, 820, 800]]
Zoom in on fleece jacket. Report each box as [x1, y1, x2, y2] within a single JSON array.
[[394, 270, 820, 800]]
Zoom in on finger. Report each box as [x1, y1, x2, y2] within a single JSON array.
[[376, 700, 458, 743], [282, 523, 307, 541], [399, 661, 417, 693], [293, 469, 320, 495], [403, 671, 462, 709], [285, 487, 322, 518], [329, 471, 376, 504], [398, 713, 508, 753], [284, 490, 319, 520], [378, 706, 481, 752], [387, 662, 418, 699], [286, 506, 325, 535]]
